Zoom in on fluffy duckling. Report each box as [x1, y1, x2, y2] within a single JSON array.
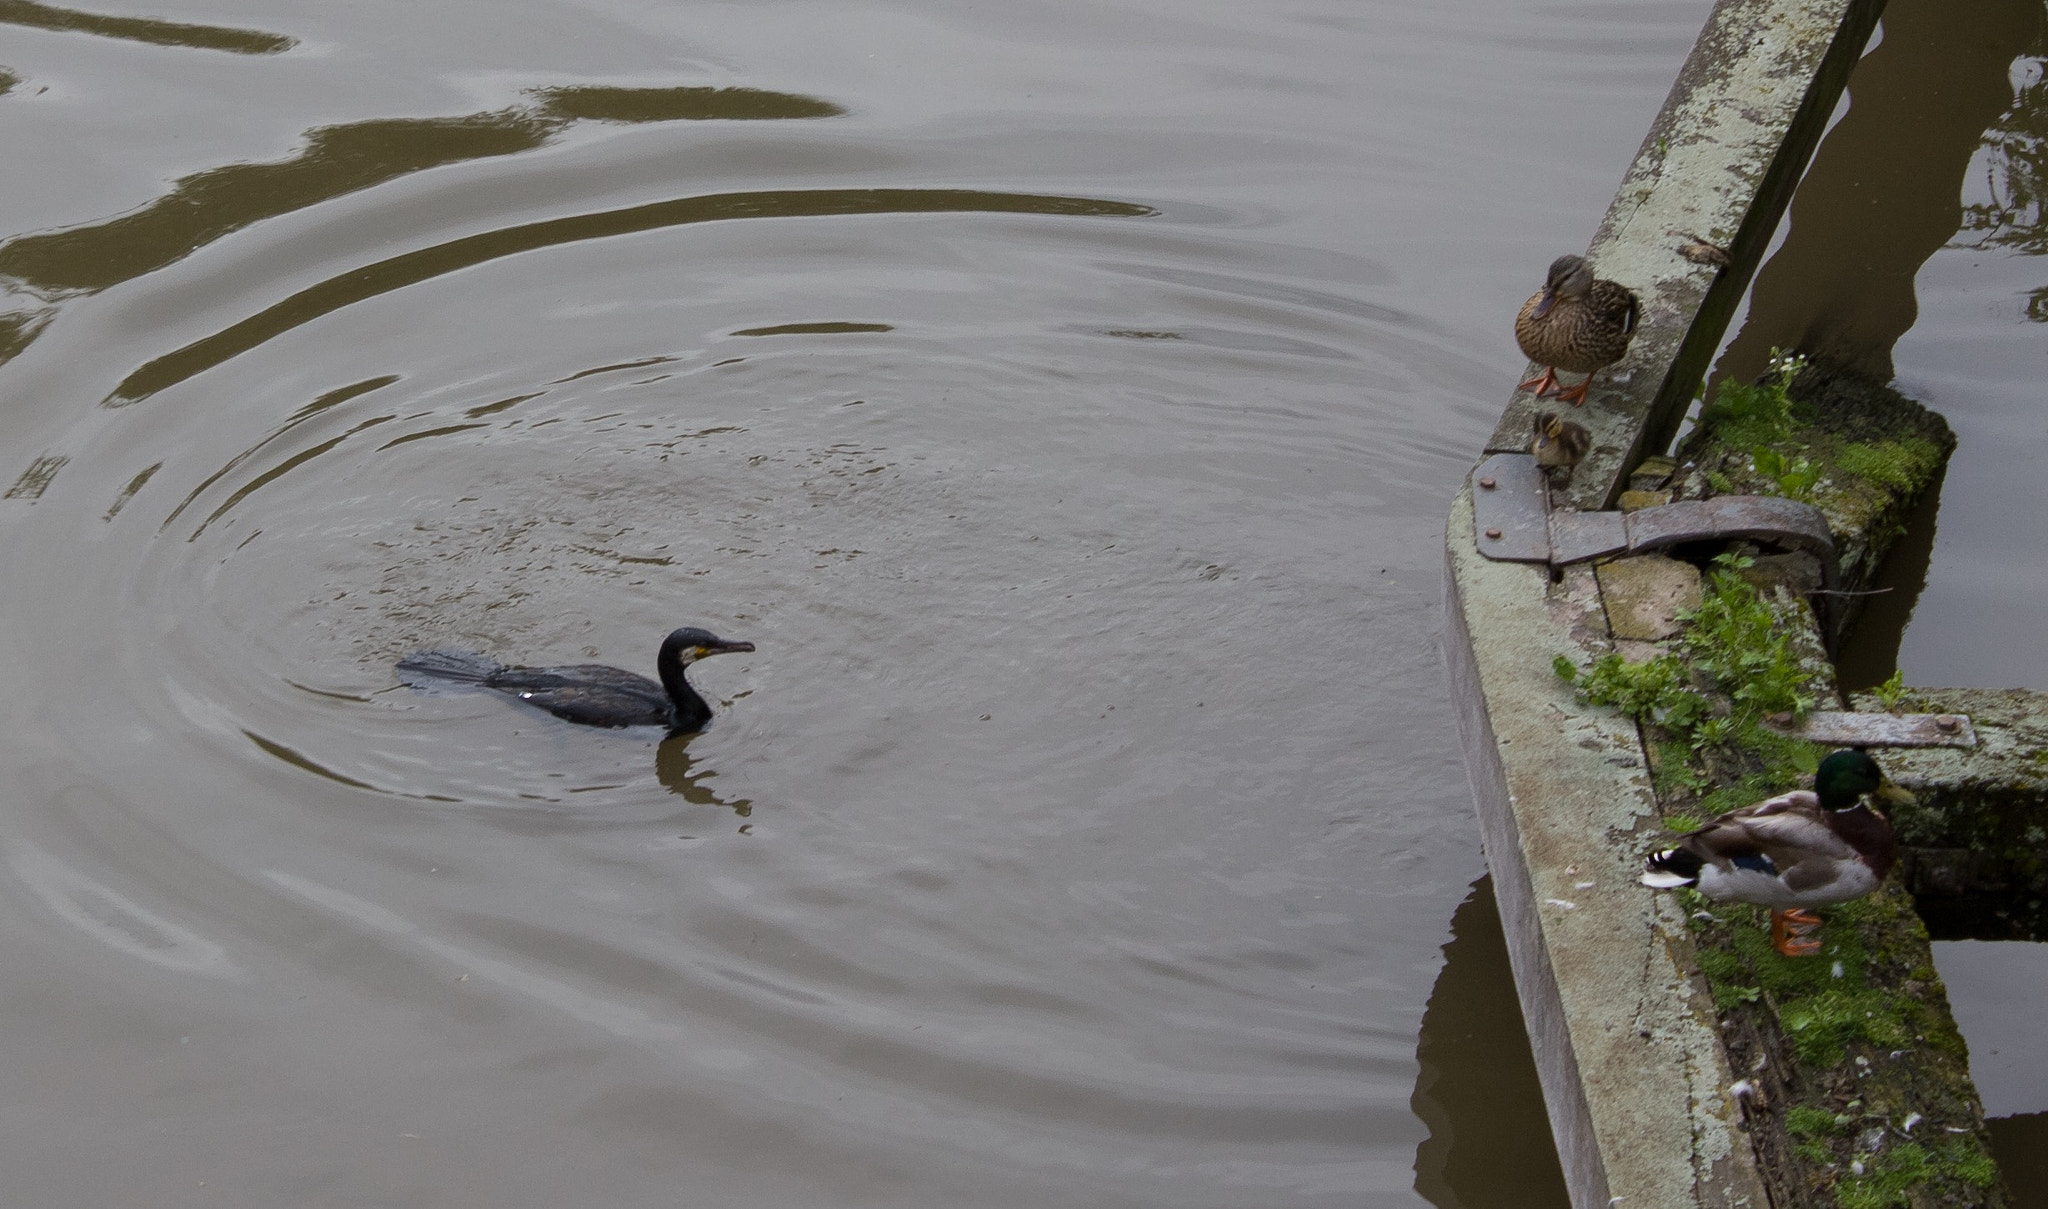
[[1515, 254, 1640, 406], [1642, 750, 1912, 957], [1530, 411, 1591, 478]]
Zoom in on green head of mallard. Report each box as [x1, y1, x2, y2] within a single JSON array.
[[1814, 749, 1916, 811]]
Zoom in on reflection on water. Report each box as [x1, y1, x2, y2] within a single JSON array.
[[1411, 877, 1569, 1209], [1988, 1113, 2048, 1208], [0, 0, 1712, 1202], [656, 734, 753, 816], [0, 87, 846, 299], [99, 187, 1153, 407], [1718, 0, 2042, 385], [0, 0, 293, 55]]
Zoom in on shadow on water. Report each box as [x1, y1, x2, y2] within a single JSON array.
[[97, 187, 1151, 407], [0, 0, 293, 54], [1833, 461, 1945, 691], [0, 87, 847, 298], [655, 734, 752, 817], [1717, 0, 2044, 385], [1712, 0, 2041, 683], [1990, 1113, 2048, 1208], [1411, 876, 1570, 1209]]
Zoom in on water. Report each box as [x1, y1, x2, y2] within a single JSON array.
[[0, 1, 1721, 1203], [17, 0, 2045, 1204]]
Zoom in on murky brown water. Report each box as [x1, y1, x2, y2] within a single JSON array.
[[0, 2, 1714, 1203], [3, 0, 2041, 1204]]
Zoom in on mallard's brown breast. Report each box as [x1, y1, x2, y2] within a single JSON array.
[[1515, 279, 1639, 374]]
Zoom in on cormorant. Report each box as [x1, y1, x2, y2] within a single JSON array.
[[398, 627, 754, 733]]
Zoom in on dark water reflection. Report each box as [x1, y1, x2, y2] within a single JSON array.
[[0, 1, 1714, 1204]]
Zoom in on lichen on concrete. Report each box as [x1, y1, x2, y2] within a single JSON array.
[[1850, 687, 2048, 941]]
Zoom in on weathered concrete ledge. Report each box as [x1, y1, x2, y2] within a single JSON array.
[[1863, 687, 2048, 941], [1445, 0, 1910, 1205], [1487, 0, 1886, 512]]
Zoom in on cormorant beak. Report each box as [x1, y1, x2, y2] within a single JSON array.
[[1530, 288, 1557, 320], [703, 640, 755, 657], [1874, 779, 1915, 808]]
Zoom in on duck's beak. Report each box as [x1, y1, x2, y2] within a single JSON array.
[[1875, 778, 1916, 808], [1530, 288, 1557, 320]]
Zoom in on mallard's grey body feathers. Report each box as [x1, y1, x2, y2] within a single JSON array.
[[1641, 749, 1909, 956]]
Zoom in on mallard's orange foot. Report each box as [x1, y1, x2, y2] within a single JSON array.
[[1771, 908, 1824, 958], [1552, 377, 1591, 406], [1519, 367, 1561, 398]]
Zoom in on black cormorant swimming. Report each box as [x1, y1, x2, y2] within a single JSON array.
[[398, 627, 754, 734]]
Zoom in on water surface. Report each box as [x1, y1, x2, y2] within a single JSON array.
[[0, 1, 1729, 1205]]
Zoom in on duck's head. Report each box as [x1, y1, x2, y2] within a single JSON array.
[[1815, 749, 1915, 811], [1530, 255, 1594, 319], [661, 626, 756, 668], [1545, 254, 1594, 297]]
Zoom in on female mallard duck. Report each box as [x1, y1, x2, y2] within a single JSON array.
[[1515, 254, 1640, 406], [1530, 411, 1591, 477], [1641, 749, 1913, 957], [398, 626, 754, 734]]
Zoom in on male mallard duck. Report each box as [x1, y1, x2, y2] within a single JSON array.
[[1515, 254, 1640, 406], [1530, 411, 1591, 477], [1641, 749, 1912, 957]]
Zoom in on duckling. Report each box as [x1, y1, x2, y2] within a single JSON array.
[[1642, 750, 1912, 957], [1530, 411, 1591, 478], [1515, 254, 1640, 406]]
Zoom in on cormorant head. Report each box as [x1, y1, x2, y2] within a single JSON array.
[[1815, 749, 1915, 811], [661, 626, 756, 667]]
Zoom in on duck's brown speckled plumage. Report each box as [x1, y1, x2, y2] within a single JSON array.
[[1515, 254, 1639, 406], [1530, 411, 1591, 475]]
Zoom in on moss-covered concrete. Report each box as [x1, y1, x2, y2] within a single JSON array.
[[1849, 687, 2048, 941], [1674, 362, 1956, 641], [1442, 0, 2026, 1205]]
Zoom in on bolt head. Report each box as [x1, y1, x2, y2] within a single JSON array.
[[1484, 527, 1502, 540], [1935, 714, 1959, 731], [1479, 476, 1497, 490]]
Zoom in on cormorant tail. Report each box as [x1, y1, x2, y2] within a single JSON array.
[[397, 649, 502, 687]]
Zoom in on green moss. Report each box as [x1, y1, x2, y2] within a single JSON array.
[[1559, 556, 1822, 774], [1779, 987, 1908, 1067], [1837, 438, 1944, 493], [1791, 1137, 1833, 1165], [1836, 1137, 2002, 1208], [1696, 353, 1806, 450], [1784, 1105, 1847, 1138]]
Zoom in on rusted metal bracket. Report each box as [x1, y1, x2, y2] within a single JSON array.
[[1765, 710, 1979, 749], [1471, 454, 1838, 585]]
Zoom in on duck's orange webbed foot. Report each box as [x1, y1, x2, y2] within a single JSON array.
[[1519, 367, 1561, 398], [1771, 908, 1824, 958], [1551, 374, 1592, 407]]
